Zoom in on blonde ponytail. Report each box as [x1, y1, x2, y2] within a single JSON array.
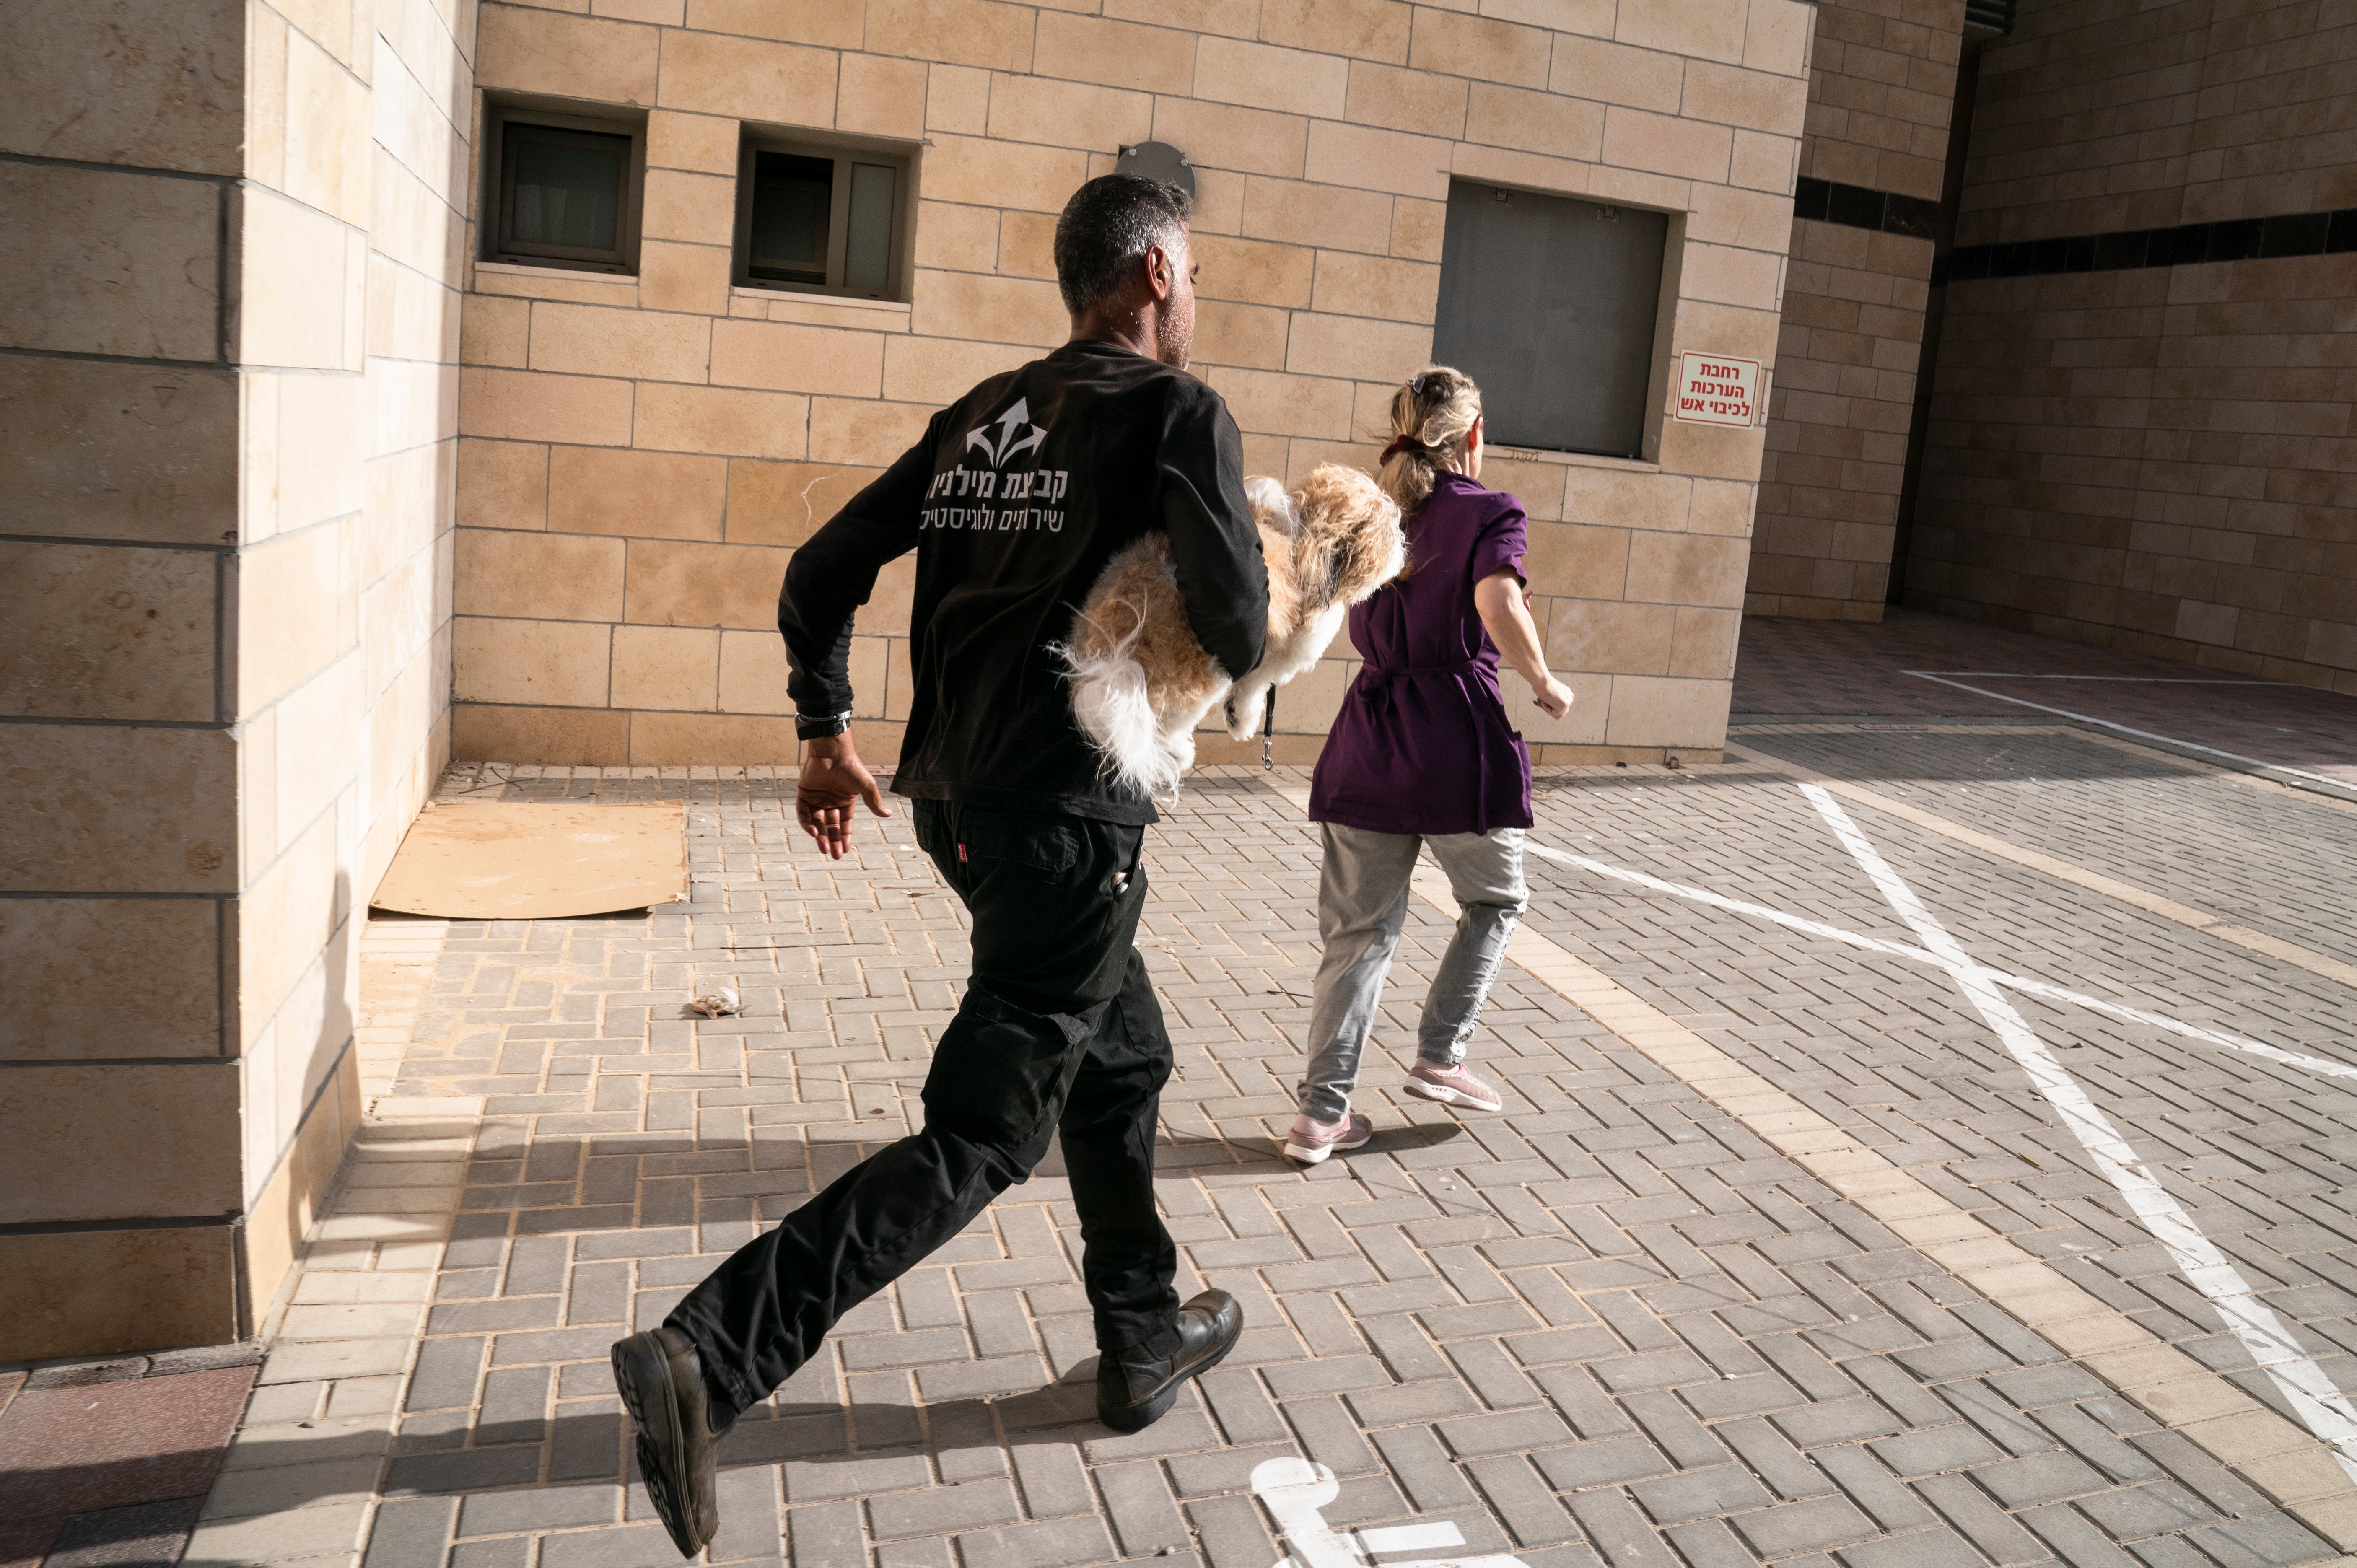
[[1376, 366, 1481, 576]]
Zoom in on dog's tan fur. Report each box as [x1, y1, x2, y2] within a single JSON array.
[[1056, 464, 1403, 799]]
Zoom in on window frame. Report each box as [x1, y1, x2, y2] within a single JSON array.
[[732, 128, 918, 303], [1431, 179, 1677, 463], [482, 103, 646, 277]]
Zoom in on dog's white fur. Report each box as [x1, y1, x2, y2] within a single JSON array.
[[1055, 465, 1405, 800]]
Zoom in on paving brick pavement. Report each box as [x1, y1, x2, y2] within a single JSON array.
[[184, 736, 2357, 1568]]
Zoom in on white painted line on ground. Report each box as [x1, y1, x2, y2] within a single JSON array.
[[1904, 670, 2356, 791], [1517, 839, 2357, 1083], [1921, 673, 2306, 685], [1803, 781, 2357, 1488]]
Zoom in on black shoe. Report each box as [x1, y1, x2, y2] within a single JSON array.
[[1097, 1289, 1242, 1433], [611, 1325, 723, 1558]]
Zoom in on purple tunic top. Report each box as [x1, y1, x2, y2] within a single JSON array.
[[1308, 471, 1533, 837]]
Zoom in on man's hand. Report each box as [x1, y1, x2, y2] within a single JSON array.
[[796, 734, 892, 859]]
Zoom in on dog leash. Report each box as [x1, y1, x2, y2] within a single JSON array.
[[1263, 692, 1275, 770]]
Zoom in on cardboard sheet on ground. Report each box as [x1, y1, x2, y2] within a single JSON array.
[[371, 802, 687, 918]]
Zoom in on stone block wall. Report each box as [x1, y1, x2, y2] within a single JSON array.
[[1905, 0, 2357, 691], [0, 0, 468, 1361], [1745, 0, 1963, 621], [450, 0, 1818, 769]]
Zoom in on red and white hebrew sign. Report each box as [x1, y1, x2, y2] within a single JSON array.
[[1672, 351, 1762, 427]]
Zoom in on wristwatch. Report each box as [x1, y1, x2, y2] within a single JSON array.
[[795, 711, 852, 741]]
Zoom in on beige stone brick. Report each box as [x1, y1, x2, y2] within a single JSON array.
[[0, 0, 244, 174], [1286, 312, 1434, 383], [0, 164, 220, 361], [685, 0, 864, 46], [1241, 177, 1395, 254], [630, 709, 803, 763], [1688, 478, 1756, 536], [282, 27, 371, 227], [1148, 98, 1308, 180], [996, 210, 1058, 278], [882, 335, 1038, 405], [726, 460, 881, 547], [1310, 251, 1439, 322], [0, 899, 219, 1061], [1681, 242, 1785, 312], [1525, 520, 1631, 599], [642, 168, 737, 246], [712, 320, 888, 399], [1305, 121, 1452, 199], [1466, 83, 1605, 161], [918, 201, 1005, 274], [454, 700, 632, 763], [1474, 454, 1568, 521], [812, 396, 940, 467], [928, 64, 994, 134], [591, 0, 686, 23], [912, 271, 1067, 347], [1193, 234, 1316, 309], [871, 0, 1037, 73], [625, 538, 790, 628], [1601, 105, 1733, 181], [1343, 62, 1468, 137], [1194, 37, 1349, 118], [1391, 197, 1446, 261], [477, 5, 659, 104], [1616, 0, 1747, 67], [0, 358, 238, 548], [639, 241, 733, 316], [1209, 368, 1357, 440], [1450, 143, 1596, 204], [236, 521, 354, 713], [647, 110, 739, 174], [0, 544, 215, 723], [1481, 0, 1615, 34], [1742, 0, 1812, 78], [926, 135, 1093, 214], [1034, 13, 1196, 94], [611, 624, 720, 709], [718, 626, 795, 712], [547, 444, 729, 541], [0, 1063, 241, 1224], [461, 368, 635, 445], [530, 302, 711, 382], [658, 28, 837, 121], [986, 73, 1153, 153], [453, 528, 626, 620], [1261, 0, 1410, 63], [1626, 531, 1748, 608], [458, 439, 549, 531], [1547, 599, 1676, 674], [828, 53, 925, 138], [1681, 59, 1808, 138], [1192, 167, 1247, 233], [634, 383, 809, 459], [0, 721, 237, 894], [1410, 11, 1549, 88], [1108, 0, 1260, 34], [1550, 34, 1685, 111], [453, 615, 612, 706], [1193, 300, 1291, 371]]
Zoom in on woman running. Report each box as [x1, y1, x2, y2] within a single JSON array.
[[1282, 366, 1575, 1164]]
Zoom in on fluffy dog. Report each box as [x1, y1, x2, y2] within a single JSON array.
[[1055, 463, 1405, 800]]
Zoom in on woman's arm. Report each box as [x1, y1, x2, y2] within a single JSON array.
[[1473, 568, 1574, 719]]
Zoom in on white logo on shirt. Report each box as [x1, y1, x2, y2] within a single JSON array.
[[965, 397, 1048, 467]]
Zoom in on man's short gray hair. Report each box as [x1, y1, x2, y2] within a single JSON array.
[[1053, 174, 1192, 315]]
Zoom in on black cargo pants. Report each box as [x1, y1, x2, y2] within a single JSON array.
[[668, 798, 1182, 1422]]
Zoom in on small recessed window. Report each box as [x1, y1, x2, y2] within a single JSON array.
[[1432, 181, 1669, 459], [735, 134, 914, 301], [485, 106, 645, 275]]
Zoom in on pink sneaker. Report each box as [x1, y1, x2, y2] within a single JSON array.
[[1404, 1060, 1501, 1112], [1280, 1112, 1372, 1165]]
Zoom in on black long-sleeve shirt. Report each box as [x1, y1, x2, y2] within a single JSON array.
[[778, 338, 1270, 824]]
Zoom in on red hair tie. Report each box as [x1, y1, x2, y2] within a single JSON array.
[[1379, 435, 1424, 464]]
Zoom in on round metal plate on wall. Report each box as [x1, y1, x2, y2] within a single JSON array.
[[1116, 141, 1195, 200]]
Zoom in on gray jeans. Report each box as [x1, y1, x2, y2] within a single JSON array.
[[1298, 822, 1527, 1121]]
